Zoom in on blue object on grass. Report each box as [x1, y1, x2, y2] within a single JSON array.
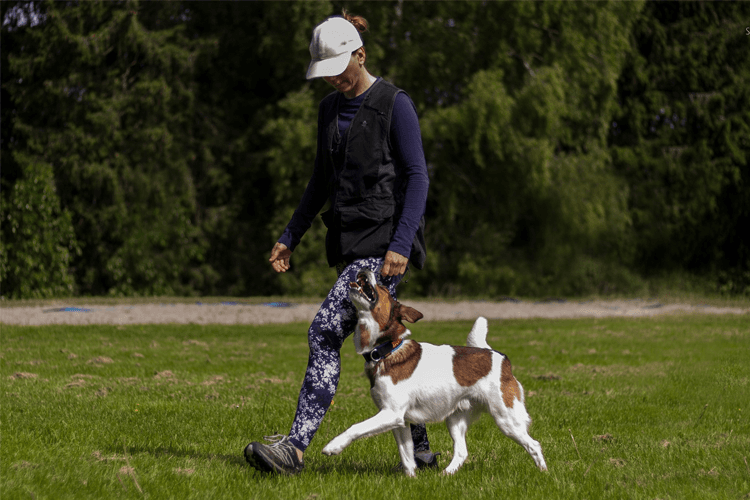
[[262, 302, 293, 308]]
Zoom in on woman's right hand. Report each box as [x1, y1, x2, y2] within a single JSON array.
[[269, 242, 292, 273]]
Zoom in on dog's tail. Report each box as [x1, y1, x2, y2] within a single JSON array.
[[466, 316, 490, 349]]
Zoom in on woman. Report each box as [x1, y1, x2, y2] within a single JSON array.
[[245, 11, 434, 475]]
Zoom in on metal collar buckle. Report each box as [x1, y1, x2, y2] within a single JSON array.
[[363, 339, 404, 363]]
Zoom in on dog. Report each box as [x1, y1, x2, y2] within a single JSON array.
[[321, 268, 548, 476]]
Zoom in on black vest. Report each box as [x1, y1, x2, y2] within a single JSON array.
[[319, 79, 426, 269]]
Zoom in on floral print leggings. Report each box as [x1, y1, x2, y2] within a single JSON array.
[[287, 257, 430, 453]]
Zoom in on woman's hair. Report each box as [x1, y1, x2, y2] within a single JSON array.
[[342, 9, 368, 34]]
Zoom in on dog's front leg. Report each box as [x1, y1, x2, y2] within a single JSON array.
[[392, 426, 417, 477], [322, 409, 405, 456]]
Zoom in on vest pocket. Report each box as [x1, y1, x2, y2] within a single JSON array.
[[338, 199, 395, 260]]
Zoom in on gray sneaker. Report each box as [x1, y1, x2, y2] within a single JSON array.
[[392, 451, 441, 472], [244, 434, 304, 475]]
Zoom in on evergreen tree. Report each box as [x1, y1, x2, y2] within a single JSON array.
[[184, 1, 332, 296], [3, 0, 209, 296], [1, 157, 79, 298], [612, 1, 750, 293]]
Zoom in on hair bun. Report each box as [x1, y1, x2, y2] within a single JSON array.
[[342, 9, 368, 33]]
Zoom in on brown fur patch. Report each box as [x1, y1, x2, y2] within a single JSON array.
[[379, 319, 406, 345], [452, 346, 492, 387], [501, 356, 521, 408], [370, 291, 423, 345], [370, 285, 396, 331], [357, 323, 372, 353], [378, 341, 422, 385]]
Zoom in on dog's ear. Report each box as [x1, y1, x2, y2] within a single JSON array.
[[398, 304, 424, 324]]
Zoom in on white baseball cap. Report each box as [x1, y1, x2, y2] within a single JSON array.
[[306, 16, 363, 80]]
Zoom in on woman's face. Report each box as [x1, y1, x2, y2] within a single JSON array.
[[324, 50, 366, 98]]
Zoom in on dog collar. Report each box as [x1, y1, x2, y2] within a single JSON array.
[[363, 339, 404, 363]]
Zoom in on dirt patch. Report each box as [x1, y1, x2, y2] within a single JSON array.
[[201, 375, 226, 386], [65, 379, 88, 389], [1, 299, 747, 326], [87, 356, 114, 365], [118, 377, 141, 386]]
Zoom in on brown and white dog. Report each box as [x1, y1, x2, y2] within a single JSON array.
[[321, 269, 548, 476]]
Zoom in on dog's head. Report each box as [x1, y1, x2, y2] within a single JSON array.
[[348, 268, 423, 354]]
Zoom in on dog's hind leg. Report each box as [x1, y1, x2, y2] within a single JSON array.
[[489, 403, 548, 471], [443, 410, 478, 475], [392, 426, 417, 477]]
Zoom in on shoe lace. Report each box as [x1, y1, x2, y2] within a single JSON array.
[[261, 434, 301, 467], [263, 434, 291, 448]]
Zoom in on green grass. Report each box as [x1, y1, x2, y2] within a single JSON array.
[[1, 316, 749, 499]]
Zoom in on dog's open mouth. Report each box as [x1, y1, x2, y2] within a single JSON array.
[[349, 273, 377, 304]]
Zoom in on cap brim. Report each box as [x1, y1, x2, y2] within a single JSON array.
[[306, 51, 351, 80]]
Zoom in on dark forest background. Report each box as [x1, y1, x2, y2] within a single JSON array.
[[2, 0, 749, 299]]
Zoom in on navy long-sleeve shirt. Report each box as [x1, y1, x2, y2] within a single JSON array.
[[279, 79, 429, 262]]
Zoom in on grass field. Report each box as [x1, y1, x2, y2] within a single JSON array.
[[2, 316, 749, 499]]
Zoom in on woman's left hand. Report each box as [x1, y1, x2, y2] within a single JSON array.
[[381, 250, 408, 277]]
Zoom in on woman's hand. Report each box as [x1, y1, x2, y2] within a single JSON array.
[[269, 242, 292, 273], [381, 250, 408, 277]]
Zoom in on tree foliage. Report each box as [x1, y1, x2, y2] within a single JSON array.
[[3, 0, 209, 296], [611, 1, 750, 294], [416, 2, 641, 296], [2, 0, 747, 298], [1, 156, 78, 298]]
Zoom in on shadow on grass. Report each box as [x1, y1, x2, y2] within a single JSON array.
[[117, 444, 398, 477], [308, 453, 434, 477], [105, 443, 247, 468]]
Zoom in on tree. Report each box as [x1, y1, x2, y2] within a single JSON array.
[[3, 0, 209, 296], [3, 0, 746, 299], [183, 1, 332, 296], [1, 157, 79, 299], [411, 1, 643, 295], [611, 1, 750, 293]]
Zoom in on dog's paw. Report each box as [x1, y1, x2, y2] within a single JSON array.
[[321, 445, 338, 456], [442, 466, 460, 475], [322, 437, 347, 456]]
